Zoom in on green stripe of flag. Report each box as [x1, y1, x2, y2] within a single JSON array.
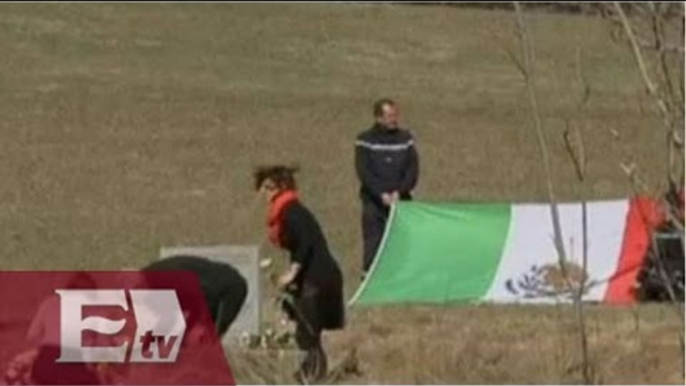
[[354, 201, 512, 305]]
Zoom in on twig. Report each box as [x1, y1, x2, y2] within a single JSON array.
[[513, 2, 570, 280], [564, 123, 585, 182], [573, 46, 592, 115], [564, 64, 593, 385], [636, 38, 685, 53], [504, 46, 527, 78], [514, 4, 592, 383], [619, 162, 686, 369], [648, 3, 678, 114], [620, 161, 685, 234], [620, 163, 684, 298], [649, 3, 684, 191], [680, 13, 685, 108], [613, 1, 677, 188], [491, 27, 527, 77]]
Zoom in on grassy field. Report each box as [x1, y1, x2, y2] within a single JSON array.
[[0, 3, 682, 384]]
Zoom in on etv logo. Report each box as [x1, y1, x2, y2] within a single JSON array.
[[56, 290, 186, 363]]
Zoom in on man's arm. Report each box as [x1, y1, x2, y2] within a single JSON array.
[[399, 139, 419, 195]]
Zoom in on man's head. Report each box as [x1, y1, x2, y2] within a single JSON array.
[[373, 98, 399, 130]]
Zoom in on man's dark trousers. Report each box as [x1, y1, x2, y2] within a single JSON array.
[[361, 198, 390, 273]]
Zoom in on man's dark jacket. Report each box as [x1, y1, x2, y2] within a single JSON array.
[[355, 124, 419, 206]]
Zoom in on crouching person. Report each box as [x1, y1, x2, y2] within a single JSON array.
[[254, 165, 345, 384], [141, 255, 249, 340]]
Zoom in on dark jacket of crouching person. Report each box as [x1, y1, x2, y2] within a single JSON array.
[[141, 255, 249, 339]]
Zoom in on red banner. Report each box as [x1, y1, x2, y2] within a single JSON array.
[[0, 271, 235, 385]]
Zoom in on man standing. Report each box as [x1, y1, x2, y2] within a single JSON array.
[[355, 98, 419, 277]]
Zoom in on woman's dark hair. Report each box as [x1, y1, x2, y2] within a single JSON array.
[[253, 165, 299, 191]]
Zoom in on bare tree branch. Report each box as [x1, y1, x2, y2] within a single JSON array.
[[636, 38, 685, 53], [649, 2, 678, 109], [570, 45, 592, 385], [504, 46, 527, 79], [514, 4, 592, 383], [606, 4, 684, 376], [613, 2, 670, 116], [680, 14, 685, 107], [562, 121, 591, 384], [564, 123, 585, 182], [513, 2, 569, 273], [613, 2, 677, 188]]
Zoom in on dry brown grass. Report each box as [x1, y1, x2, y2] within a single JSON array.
[[228, 304, 683, 384], [0, 3, 681, 384]]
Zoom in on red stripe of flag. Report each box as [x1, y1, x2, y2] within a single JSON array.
[[604, 196, 665, 304]]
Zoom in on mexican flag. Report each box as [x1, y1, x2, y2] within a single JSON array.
[[350, 198, 662, 305]]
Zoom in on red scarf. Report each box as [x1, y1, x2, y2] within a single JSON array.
[[267, 190, 299, 248]]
